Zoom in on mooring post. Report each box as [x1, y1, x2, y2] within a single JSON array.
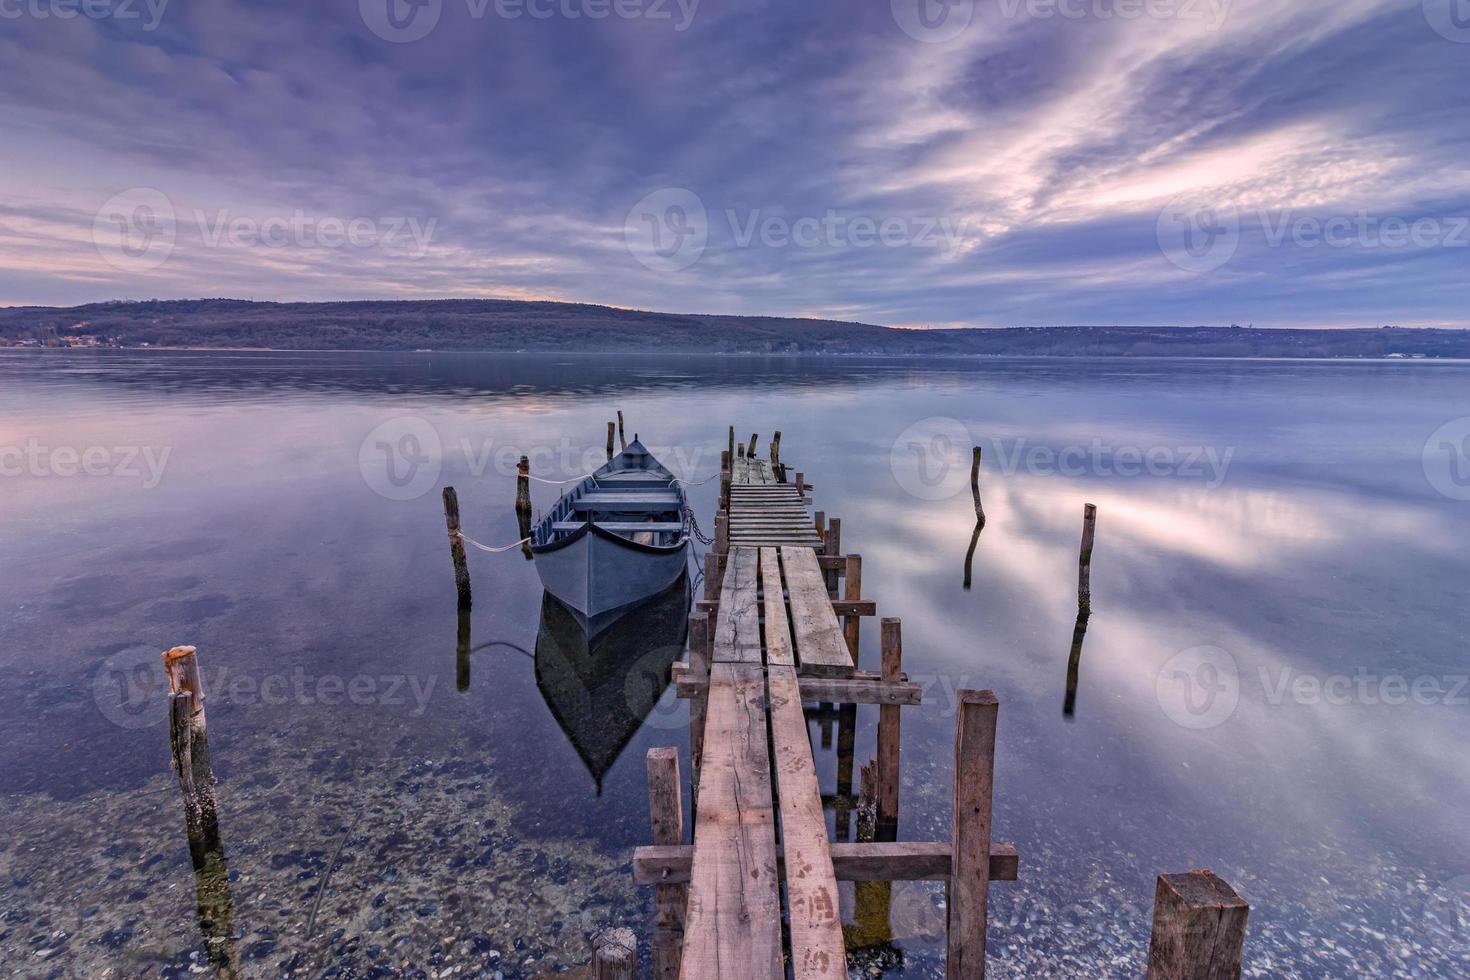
[[795, 471, 805, 498], [749, 432, 758, 457], [442, 486, 472, 610], [617, 410, 627, 450], [1078, 503, 1097, 611], [825, 517, 842, 592], [835, 702, 857, 840], [703, 551, 723, 601], [714, 510, 729, 555], [687, 612, 710, 793], [770, 430, 781, 467], [843, 554, 862, 663], [949, 690, 998, 979], [851, 761, 895, 947], [591, 928, 637, 980], [971, 446, 987, 525], [162, 646, 222, 867], [876, 618, 903, 838], [456, 608, 472, 692], [727, 424, 734, 461], [737, 441, 745, 460], [515, 455, 532, 518], [646, 747, 686, 980], [964, 520, 983, 590], [719, 450, 731, 510], [1064, 608, 1090, 718], [606, 422, 616, 461], [1146, 871, 1249, 980]]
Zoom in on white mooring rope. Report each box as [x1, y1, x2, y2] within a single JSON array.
[[454, 530, 532, 554]]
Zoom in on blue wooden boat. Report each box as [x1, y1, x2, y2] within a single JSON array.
[[530, 439, 691, 630]]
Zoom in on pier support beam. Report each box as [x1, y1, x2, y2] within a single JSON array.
[[646, 747, 686, 979], [687, 613, 710, 793], [949, 690, 998, 979], [876, 619, 903, 838], [843, 554, 862, 664], [606, 422, 616, 461], [591, 928, 637, 980], [1146, 871, 1249, 980]]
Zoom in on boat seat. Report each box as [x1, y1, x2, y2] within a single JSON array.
[[571, 492, 682, 512], [551, 521, 685, 533]]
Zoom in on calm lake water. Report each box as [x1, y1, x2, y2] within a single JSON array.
[[1, 350, 1467, 978]]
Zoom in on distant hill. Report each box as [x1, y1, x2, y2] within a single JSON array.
[[2, 298, 1467, 358]]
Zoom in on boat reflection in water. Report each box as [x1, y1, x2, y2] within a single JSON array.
[[534, 573, 691, 793]]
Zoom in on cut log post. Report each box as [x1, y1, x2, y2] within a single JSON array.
[[442, 486, 472, 610], [971, 446, 987, 526], [591, 928, 637, 980], [876, 619, 903, 838], [617, 410, 627, 450], [163, 646, 222, 866], [646, 747, 686, 980], [1079, 503, 1097, 612], [515, 456, 532, 518], [948, 690, 998, 979], [687, 613, 710, 792], [1146, 871, 1249, 980], [843, 554, 863, 664], [193, 846, 238, 979], [606, 422, 616, 461]]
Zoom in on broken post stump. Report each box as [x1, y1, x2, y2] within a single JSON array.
[[163, 645, 222, 867], [843, 554, 862, 663], [442, 486, 472, 610], [617, 410, 627, 450], [1079, 503, 1097, 611], [971, 446, 987, 525], [591, 928, 637, 980], [515, 456, 532, 518], [1146, 871, 1249, 980]]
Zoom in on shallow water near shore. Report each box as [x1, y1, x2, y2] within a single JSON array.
[[1, 350, 1468, 978]]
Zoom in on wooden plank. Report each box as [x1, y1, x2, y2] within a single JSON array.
[[949, 690, 998, 979], [759, 548, 794, 668], [673, 669, 922, 706], [1146, 871, 1249, 980], [766, 665, 846, 977], [681, 663, 781, 979], [712, 548, 761, 664], [634, 842, 1020, 885], [779, 547, 856, 678]]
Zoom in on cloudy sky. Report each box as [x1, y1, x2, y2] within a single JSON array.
[[1, 0, 1467, 327]]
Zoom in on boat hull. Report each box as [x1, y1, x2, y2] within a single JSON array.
[[533, 522, 690, 632]]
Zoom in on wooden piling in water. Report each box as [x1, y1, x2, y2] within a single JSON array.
[[162, 646, 222, 867], [795, 471, 805, 498], [737, 441, 745, 459], [646, 747, 686, 980], [824, 517, 842, 592], [719, 450, 731, 511], [591, 928, 637, 980], [456, 608, 472, 692], [876, 619, 903, 837], [515, 456, 532, 518], [964, 520, 983, 591], [749, 433, 758, 457], [686, 613, 710, 792], [1078, 503, 1097, 611], [704, 552, 722, 601], [727, 425, 734, 461], [971, 446, 987, 526], [843, 554, 862, 663], [714, 510, 729, 555], [949, 690, 999, 979], [1146, 871, 1249, 980], [617, 411, 627, 450], [442, 486, 472, 610], [606, 422, 616, 461]]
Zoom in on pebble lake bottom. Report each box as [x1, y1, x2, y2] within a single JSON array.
[[1, 350, 1466, 977]]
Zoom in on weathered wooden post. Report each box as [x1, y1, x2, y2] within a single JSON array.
[[727, 424, 734, 461], [850, 760, 895, 948], [964, 520, 983, 591], [1146, 871, 1249, 980], [617, 410, 627, 450], [876, 618, 903, 838], [749, 433, 758, 458], [714, 510, 729, 555], [591, 928, 637, 980], [606, 422, 616, 461], [1078, 503, 1097, 612], [687, 613, 710, 792], [825, 517, 842, 592], [456, 608, 472, 693], [971, 446, 987, 525], [442, 486, 472, 609], [949, 690, 998, 979], [1064, 608, 1089, 718], [646, 747, 686, 980], [843, 554, 862, 663], [770, 430, 781, 470], [795, 471, 805, 498], [737, 441, 745, 460], [163, 646, 223, 867], [703, 552, 723, 601], [814, 510, 825, 545], [835, 702, 857, 841], [515, 455, 532, 518], [719, 450, 731, 511]]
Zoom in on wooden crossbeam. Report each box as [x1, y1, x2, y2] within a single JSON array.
[[681, 663, 781, 978], [633, 842, 1020, 885]]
